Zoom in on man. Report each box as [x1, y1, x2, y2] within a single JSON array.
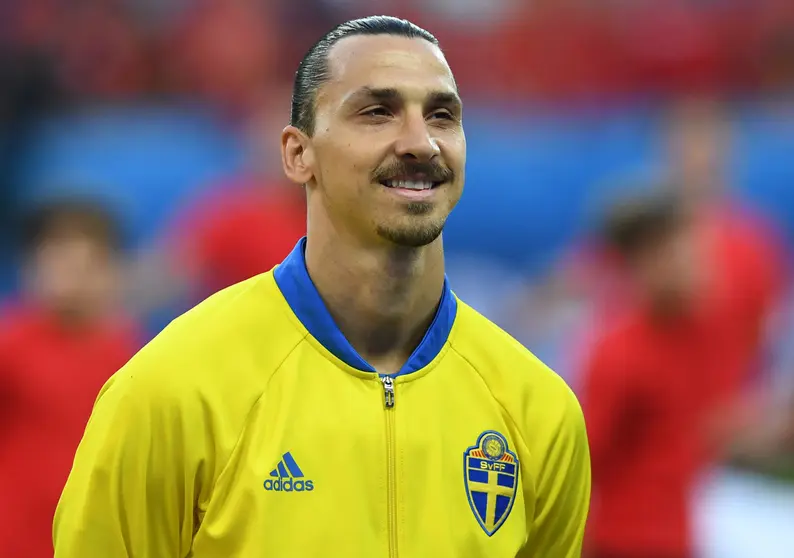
[[580, 193, 742, 558], [664, 97, 785, 375], [54, 16, 590, 557], [0, 199, 140, 557]]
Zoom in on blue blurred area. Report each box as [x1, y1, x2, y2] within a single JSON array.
[[445, 104, 662, 273], [12, 105, 244, 246], [8, 102, 792, 287]]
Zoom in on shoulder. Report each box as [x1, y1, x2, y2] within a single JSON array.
[[102, 272, 305, 422], [450, 300, 587, 480], [450, 298, 583, 437], [450, 298, 574, 402]]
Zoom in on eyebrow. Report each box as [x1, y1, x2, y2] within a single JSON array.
[[348, 87, 400, 105], [426, 91, 463, 113], [344, 87, 463, 112]]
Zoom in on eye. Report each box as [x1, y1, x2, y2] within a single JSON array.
[[361, 106, 391, 118], [428, 109, 455, 121]]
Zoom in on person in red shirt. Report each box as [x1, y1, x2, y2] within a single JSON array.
[[568, 98, 784, 389], [580, 193, 743, 558], [666, 97, 786, 359], [0, 199, 140, 558]]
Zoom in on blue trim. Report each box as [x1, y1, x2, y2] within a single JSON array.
[[462, 430, 519, 537], [274, 237, 456, 376]]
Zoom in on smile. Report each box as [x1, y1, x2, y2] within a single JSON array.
[[378, 178, 445, 201], [379, 172, 447, 190], [381, 179, 439, 191]]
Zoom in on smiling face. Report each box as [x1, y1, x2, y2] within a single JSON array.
[[282, 34, 466, 248]]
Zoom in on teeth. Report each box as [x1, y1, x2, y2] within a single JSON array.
[[384, 180, 434, 190]]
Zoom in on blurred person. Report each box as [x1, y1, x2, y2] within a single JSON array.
[[580, 193, 744, 558], [664, 99, 788, 460], [0, 199, 140, 558], [54, 16, 590, 557], [537, 97, 786, 391], [666, 97, 786, 364]]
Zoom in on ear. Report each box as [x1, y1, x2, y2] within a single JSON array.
[[281, 125, 315, 185]]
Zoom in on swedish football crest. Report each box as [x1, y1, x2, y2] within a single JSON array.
[[463, 430, 519, 536]]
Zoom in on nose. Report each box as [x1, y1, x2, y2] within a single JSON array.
[[393, 111, 440, 162]]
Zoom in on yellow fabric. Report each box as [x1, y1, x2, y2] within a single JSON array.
[[54, 272, 590, 557]]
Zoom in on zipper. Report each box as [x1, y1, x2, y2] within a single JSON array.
[[381, 376, 398, 557]]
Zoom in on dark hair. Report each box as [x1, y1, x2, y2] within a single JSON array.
[[20, 198, 122, 255], [602, 192, 684, 259], [290, 15, 440, 135]]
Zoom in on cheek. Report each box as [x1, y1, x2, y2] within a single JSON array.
[[442, 137, 466, 179], [318, 142, 379, 190]]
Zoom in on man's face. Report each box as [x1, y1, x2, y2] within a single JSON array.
[[631, 225, 704, 311], [27, 233, 120, 322], [288, 34, 466, 247]]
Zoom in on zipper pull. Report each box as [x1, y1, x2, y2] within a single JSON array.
[[381, 376, 395, 408]]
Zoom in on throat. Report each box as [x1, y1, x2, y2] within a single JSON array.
[[306, 235, 444, 374], [305, 238, 445, 374], [346, 306, 437, 375], [327, 277, 440, 374]]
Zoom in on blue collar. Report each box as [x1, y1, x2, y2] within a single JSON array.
[[274, 237, 457, 377]]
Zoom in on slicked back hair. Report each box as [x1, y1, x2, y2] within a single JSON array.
[[290, 16, 440, 136]]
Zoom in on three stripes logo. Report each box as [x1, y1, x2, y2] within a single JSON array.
[[263, 452, 315, 493]]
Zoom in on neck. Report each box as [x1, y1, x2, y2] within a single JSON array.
[[49, 305, 101, 332], [304, 229, 446, 374]]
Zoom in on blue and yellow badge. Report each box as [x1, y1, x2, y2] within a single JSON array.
[[463, 430, 519, 536]]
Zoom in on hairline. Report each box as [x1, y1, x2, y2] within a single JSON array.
[[296, 30, 446, 136]]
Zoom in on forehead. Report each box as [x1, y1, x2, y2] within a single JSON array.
[[320, 35, 456, 106]]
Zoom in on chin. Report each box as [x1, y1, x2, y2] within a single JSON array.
[[376, 220, 445, 248]]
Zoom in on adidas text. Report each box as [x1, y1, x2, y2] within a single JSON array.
[[263, 478, 314, 492]]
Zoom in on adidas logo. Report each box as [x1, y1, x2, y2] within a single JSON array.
[[263, 452, 315, 492]]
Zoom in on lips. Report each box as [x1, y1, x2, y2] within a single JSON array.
[[381, 179, 437, 191], [373, 162, 453, 192]]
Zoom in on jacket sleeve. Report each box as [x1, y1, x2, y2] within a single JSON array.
[[53, 367, 197, 557], [519, 386, 591, 558]]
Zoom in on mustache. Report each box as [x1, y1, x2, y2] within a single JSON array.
[[372, 161, 454, 184]]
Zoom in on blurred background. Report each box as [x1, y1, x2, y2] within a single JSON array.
[[1, 0, 793, 556]]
